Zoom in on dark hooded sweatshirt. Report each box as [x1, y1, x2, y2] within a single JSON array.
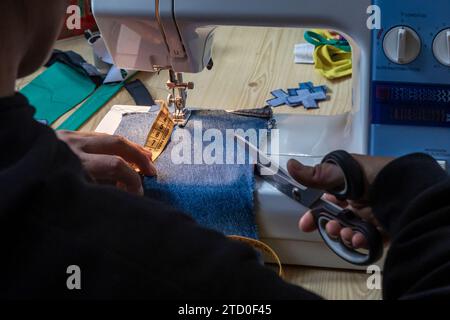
[[0, 93, 449, 300]]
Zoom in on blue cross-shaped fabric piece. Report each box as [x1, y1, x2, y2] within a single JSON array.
[[287, 88, 299, 96], [287, 89, 326, 109], [310, 85, 328, 94], [288, 83, 311, 95], [300, 82, 315, 91], [289, 82, 328, 95], [267, 82, 328, 109], [267, 89, 289, 107]]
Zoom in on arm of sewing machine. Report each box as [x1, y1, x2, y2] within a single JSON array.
[[92, 0, 371, 146], [92, 0, 379, 269]]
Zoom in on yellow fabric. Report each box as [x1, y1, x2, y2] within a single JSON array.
[[310, 29, 352, 80], [313, 45, 352, 80]]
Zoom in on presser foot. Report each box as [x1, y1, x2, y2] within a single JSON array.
[[172, 108, 192, 127], [168, 92, 192, 127], [166, 69, 194, 128]]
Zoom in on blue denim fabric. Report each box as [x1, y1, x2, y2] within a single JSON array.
[[115, 112, 157, 146], [114, 110, 269, 239]]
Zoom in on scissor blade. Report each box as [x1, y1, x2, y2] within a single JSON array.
[[234, 134, 305, 190], [257, 164, 324, 208], [234, 133, 324, 208]]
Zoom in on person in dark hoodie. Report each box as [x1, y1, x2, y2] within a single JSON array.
[[1, 0, 449, 300]]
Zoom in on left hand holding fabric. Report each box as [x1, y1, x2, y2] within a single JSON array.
[[56, 130, 157, 196]]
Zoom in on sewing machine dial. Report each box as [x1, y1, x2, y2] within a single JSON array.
[[383, 26, 421, 65], [433, 29, 450, 67]]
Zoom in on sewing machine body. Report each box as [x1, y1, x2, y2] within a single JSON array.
[[369, 0, 450, 173], [93, 0, 450, 269]]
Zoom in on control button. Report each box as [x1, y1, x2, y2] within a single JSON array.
[[383, 26, 421, 64], [433, 29, 450, 66]]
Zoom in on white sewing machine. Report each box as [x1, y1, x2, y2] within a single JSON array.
[[91, 0, 371, 270], [92, 0, 450, 269]]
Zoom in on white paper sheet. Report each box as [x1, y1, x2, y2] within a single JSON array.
[[95, 105, 153, 134]]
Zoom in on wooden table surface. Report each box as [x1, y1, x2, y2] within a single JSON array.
[[16, 26, 381, 300]]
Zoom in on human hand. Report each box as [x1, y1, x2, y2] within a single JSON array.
[[287, 154, 393, 249], [56, 131, 157, 196]]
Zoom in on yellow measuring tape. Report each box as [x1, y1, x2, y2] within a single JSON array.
[[143, 100, 175, 161], [228, 235, 284, 278]]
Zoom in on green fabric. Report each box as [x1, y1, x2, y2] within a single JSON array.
[[304, 30, 351, 52], [20, 62, 96, 125], [57, 82, 124, 131]]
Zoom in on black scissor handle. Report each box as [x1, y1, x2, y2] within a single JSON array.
[[321, 150, 365, 200], [310, 205, 383, 266]]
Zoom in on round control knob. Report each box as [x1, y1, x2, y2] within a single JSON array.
[[383, 26, 421, 64], [433, 29, 450, 66]]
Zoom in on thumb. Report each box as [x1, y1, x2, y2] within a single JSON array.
[[287, 159, 345, 191]]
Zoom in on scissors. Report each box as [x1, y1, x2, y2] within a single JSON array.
[[236, 135, 383, 266]]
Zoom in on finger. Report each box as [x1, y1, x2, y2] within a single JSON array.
[[299, 212, 343, 240], [299, 211, 317, 232], [325, 220, 342, 239], [340, 227, 354, 247], [83, 154, 144, 196], [352, 232, 368, 249], [82, 134, 157, 177], [287, 159, 345, 191]]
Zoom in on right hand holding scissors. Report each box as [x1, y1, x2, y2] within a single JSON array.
[[287, 154, 392, 249]]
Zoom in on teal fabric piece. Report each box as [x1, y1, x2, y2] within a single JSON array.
[[20, 62, 96, 125], [57, 83, 124, 131]]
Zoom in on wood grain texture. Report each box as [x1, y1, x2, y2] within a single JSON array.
[[283, 266, 382, 300], [16, 26, 381, 300]]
